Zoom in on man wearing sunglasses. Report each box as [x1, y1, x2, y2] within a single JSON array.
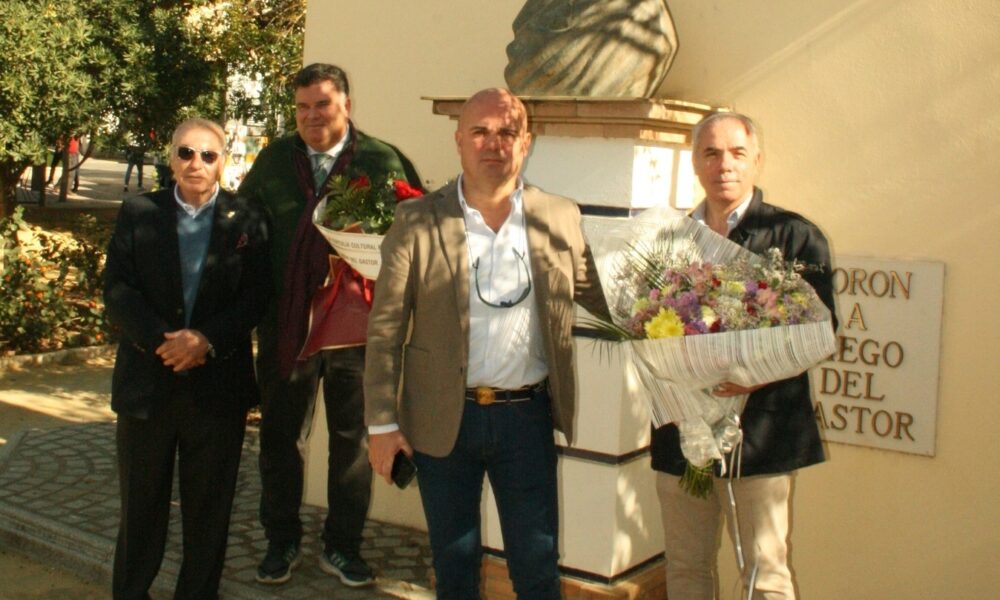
[[365, 88, 611, 598], [105, 118, 270, 599], [238, 63, 421, 587]]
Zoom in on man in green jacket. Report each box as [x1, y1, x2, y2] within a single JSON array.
[[238, 63, 420, 588]]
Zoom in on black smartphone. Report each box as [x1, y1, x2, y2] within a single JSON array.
[[390, 451, 417, 489]]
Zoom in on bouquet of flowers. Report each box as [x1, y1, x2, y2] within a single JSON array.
[[585, 207, 836, 496], [312, 172, 423, 279]]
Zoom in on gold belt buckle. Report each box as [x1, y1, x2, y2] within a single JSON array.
[[474, 386, 496, 406]]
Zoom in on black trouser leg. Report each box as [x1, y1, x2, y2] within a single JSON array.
[[173, 404, 247, 600], [112, 410, 178, 600], [257, 340, 320, 544], [320, 346, 372, 554]]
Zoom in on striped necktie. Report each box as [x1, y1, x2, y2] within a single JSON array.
[[311, 153, 330, 191]]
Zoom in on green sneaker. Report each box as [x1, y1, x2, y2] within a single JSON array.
[[318, 548, 375, 587], [255, 541, 301, 584]]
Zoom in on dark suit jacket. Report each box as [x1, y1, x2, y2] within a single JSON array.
[[364, 181, 610, 457], [104, 187, 270, 418], [651, 188, 837, 476]]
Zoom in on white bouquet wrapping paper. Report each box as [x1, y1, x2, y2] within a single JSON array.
[[312, 197, 383, 280], [586, 207, 836, 485]]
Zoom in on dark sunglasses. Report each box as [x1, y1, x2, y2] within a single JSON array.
[[176, 146, 220, 164], [472, 248, 532, 309]]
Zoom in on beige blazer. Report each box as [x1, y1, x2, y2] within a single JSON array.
[[364, 181, 609, 457]]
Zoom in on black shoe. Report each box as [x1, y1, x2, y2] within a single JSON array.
[[318, 548, 374, 587], [255, 541, 301, 584]]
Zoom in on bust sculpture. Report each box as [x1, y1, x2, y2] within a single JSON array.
[[504, 0, 678, 98]]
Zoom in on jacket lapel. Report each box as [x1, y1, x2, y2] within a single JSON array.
[[730, 187, 763, 247], [154, 190, 186, 321], [522, 186, 552, 304], [190, 190, 232, 323], [433, 181, 471, 343]]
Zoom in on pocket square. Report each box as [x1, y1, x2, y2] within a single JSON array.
[[235, 233, 249, 249]]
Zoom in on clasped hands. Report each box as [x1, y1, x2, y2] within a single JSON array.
[[155, 329, 211, 372]]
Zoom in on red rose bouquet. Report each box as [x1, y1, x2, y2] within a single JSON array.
[[312, 172, 423, 279]]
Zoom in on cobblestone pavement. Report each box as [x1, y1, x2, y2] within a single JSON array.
[[0, 422, 435, 599]]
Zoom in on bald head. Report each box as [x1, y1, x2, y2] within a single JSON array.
[[455, 88, 532, 194], [458, 88, 529, 133]]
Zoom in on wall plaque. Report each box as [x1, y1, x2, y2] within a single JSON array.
[[810, 256, 944, 456]]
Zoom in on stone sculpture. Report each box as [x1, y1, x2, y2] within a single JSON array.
[[504, 0, 678, 98]]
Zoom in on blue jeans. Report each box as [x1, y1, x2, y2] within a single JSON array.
[[412, 388, 561, 600]]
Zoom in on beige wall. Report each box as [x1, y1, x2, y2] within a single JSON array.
[[303, 0, 1000, 597]]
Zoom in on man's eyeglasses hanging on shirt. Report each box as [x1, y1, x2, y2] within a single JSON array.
[[472, 248, 532, 308]]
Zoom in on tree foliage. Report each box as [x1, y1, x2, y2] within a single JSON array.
[[0, 1, 98, 216], [0, 0, 305, 216], [197, 0, 306, 136]]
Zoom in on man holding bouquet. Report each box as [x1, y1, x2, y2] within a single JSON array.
[[239, 63, 421, 587], [365, 88, 610, 598], [650, 112, 837, 599]]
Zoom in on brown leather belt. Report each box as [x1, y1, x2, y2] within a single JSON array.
[[465, 382, 544, 406]]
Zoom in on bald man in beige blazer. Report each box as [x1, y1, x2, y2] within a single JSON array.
[[365, 88, 609, 599]]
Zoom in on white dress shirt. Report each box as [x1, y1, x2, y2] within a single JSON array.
[[173, 183, 219, 218], [690, 191, 754, 235], [367, 176, 547, 436], [458, 175, 547, 389], [306, 124, 350, 177]]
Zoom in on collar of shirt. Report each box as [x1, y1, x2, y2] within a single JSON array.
[[690, 191, 754, 236], [456, 173, 525, 221], [306, 123, 351, 170], [174, 183, 219, 218]]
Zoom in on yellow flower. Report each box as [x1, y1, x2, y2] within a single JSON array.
[[701, 306, 719, 328], [644, 307, 685, 338], [632, 297, 651, 314], [722, 281, 746, 296], [790, 292, 809, 307]]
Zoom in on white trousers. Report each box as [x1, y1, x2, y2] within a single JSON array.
[[656, 472, 796, 600]]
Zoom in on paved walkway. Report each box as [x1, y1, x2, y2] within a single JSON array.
[[0, 353, 435, 599], [0, 422, 435, 599], [18, 155, 140, 209]]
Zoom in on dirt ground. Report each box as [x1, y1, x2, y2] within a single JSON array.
[[0, 547, 106, 600], [0, 356, 116, 598]]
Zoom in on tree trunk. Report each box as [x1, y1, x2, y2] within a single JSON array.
[[58, 151, 70, 202], [1, 173, 16, 218]]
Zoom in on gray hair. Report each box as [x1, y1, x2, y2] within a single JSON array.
[[691, 111, 762, 154], [171, 118, 226, 154]]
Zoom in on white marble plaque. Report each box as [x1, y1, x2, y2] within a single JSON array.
[[811, 256, 944, 456]]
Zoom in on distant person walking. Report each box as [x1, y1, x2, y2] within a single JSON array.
[[124, 146, 145, 192], [66, 135, 81, 192], [46, 138, 65, 186]]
